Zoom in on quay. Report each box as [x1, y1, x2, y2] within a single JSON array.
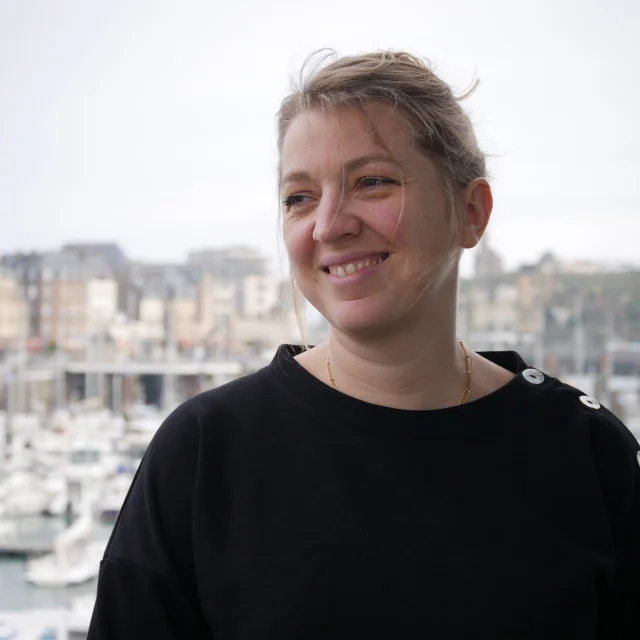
[[0, 540, 53, 558]]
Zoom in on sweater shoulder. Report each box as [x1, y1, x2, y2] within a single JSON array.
[[174, 365, 284, 422], [163, 364, 278, 419], [539, 375, 639, 457], [527, 374, 640, 511]]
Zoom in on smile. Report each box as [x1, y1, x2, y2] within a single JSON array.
[[324, 253, 389, 278]]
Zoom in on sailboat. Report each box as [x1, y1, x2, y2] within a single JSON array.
[[24, 512, 105, 588]]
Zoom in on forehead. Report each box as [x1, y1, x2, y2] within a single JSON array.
[[280, 105, 416, 173]]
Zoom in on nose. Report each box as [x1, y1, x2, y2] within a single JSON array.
[[312, 193, 362, 244]]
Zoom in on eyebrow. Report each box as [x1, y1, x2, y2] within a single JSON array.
[[280, 154, 402, 186]]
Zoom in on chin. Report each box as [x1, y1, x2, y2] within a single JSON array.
[[322, 298, 402, 336]]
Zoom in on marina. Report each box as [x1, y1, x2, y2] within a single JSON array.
[[0, 404, 155, 639]]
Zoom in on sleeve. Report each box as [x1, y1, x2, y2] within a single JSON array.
[[589, 408, 640, 639], [88, 559, 211, 638], [609, 469, 640, 639], [87, 401, 211, 639]]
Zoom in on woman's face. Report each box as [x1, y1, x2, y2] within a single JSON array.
[[281, 104, 472, 336]]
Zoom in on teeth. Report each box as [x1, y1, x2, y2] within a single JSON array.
[[328, 254, 387, 277]]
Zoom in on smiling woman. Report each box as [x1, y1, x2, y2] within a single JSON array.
[[88, 51, 640, 639]]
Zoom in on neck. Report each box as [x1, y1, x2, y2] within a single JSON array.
[[321, 291, 468, 411]]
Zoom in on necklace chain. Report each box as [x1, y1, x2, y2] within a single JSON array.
[[458, 339, 473, 405], [325, 339, 473, 406]]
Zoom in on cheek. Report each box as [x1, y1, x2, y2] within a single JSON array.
[[283, 219, 315, 272], [368, 201, 451, 259], [366, 202, 406, 246]]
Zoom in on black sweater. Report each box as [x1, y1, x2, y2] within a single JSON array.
[[88, 345, 640, 639]]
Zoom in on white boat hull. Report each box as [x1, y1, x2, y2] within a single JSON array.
[[66, 595, 96, 634], [25, 541, 104, 588]]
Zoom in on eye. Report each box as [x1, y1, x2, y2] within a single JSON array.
[[283, 194, 311, 210], [357, 176, 398, 190]]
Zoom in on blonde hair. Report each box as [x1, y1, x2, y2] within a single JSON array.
[[277, 50, 487, 342]]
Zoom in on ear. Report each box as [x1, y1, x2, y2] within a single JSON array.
[[460, 178, 493, 249]]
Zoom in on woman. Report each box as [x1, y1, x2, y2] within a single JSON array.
[[88, 52, 640, 639]]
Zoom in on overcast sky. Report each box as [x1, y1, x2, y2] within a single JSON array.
[[1, 0, 638, 275]]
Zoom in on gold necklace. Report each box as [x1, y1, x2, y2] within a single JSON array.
[[325, 339, 473, 406]]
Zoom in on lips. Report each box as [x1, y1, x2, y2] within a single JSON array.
[[321, 252, 390, 278]]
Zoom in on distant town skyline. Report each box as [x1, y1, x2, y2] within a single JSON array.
[[1, 0, 638, 275], [2, 237, 638, 283]]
